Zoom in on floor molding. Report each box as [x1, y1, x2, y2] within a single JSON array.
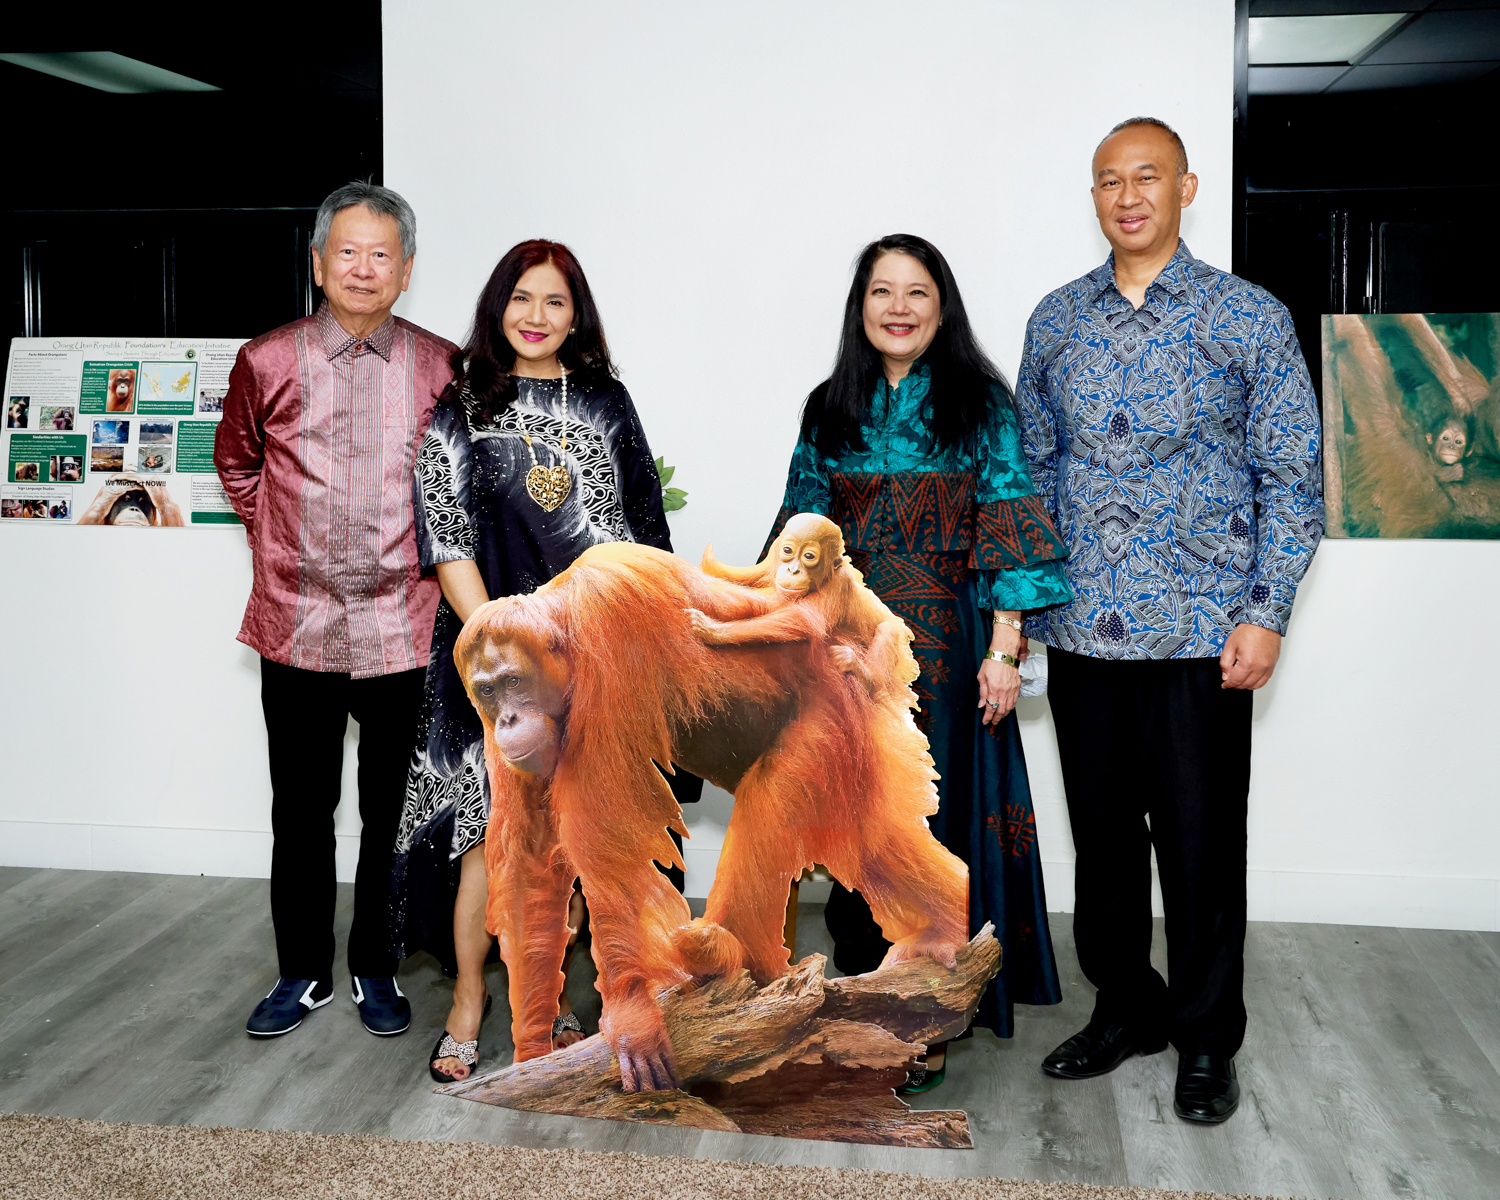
[[3, 819, 1496, 931]]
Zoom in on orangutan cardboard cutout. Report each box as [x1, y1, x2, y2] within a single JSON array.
[[438, 515, 998, 1147]]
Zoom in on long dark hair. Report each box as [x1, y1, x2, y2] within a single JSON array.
[[454, 239, 616, 425], [800, 234, 1010, 458]]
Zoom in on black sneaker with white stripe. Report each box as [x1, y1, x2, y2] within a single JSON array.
[[246, 977, 332, 1037], [352, 976, 411, 1036]]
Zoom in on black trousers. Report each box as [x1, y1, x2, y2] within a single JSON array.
[[1048, 647, 1252, 1057], [261, 657, 426, 982]]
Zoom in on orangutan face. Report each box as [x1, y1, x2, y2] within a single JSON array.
[[772, 514, 844, 597], [465, 634, 569, 779], [107, 488, 156, 526], [1428, 419, 1468, 465]]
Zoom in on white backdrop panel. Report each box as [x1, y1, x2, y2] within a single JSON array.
[[384, 0, 1226, 908], [4, 0, 1496, 932]]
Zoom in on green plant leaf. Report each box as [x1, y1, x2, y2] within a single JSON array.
[[656, 458, 685, 509]]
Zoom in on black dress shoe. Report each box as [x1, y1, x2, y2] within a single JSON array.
[[1174, 1053, 1239, 1123], [1042, 1019, 1168, 1079]]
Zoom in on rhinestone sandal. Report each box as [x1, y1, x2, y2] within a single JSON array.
[[551, 1011, 585, 1049], [428, 993, 492, 1084]]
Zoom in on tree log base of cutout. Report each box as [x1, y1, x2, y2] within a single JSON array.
[[437, 923, 999, 1148]]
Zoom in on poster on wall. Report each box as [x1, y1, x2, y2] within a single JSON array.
[[1322, 313, 1500, 539], [2, 337, 246, 526]]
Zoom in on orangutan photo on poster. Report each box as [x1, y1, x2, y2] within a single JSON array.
[[1322, 313, 1500, 539]]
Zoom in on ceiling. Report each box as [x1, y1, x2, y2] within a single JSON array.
[[0, 7, 383, 211], [0, 7, 379, 98], [1248, 1, 1500, 93]]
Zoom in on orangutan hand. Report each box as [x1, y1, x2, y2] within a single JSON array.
[[685, 608, 727, 645]]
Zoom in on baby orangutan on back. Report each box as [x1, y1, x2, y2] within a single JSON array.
[[675, 511, 966, 985], [688, 513, 917, 704]]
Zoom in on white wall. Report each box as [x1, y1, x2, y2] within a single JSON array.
[[4, 0, 1496, 932], [0, 526, 368, 881]]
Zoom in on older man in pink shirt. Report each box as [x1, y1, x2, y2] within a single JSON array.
[[215, 181, 455, 1040]]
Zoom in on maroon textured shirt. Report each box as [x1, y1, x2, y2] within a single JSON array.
[[214, 305, 456, 678]]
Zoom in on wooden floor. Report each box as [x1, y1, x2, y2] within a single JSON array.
[[2, 867, 1499, 1199]]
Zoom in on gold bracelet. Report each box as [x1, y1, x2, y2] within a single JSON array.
[[991, 614, 1023, 631], [985, 650, 1019, 667]]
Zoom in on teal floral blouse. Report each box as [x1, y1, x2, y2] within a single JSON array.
[[777, 363, 1073, 612]]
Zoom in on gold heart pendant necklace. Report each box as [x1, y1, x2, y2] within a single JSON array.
[[525, 462, 570, 511], [519, 366, 572, 512]]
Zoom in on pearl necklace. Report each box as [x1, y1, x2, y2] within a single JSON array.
[[518, 366, 571, 512]]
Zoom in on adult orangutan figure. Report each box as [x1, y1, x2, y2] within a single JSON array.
[[455, 520, 967, 1092]]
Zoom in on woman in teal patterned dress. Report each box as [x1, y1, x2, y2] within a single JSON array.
[[770, 235, 1073, 1091]]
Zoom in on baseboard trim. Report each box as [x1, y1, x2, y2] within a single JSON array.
[[1039, 859, 1500, 932], [0, 821, 363, 883], [3, 821, 1494, 932]]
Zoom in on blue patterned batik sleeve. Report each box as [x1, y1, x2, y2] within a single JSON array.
[[1013, 297, 1069, 525], [1237, 295, 1325, 635]]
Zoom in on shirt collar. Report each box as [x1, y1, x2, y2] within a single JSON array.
[[314, 303, 397, 362], [1089, 239, 1195, 306], [874, 358, 930, 416], [882, 359, 930, 395]]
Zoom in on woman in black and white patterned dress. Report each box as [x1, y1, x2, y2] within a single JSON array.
[[390, 239, 694, 1083]]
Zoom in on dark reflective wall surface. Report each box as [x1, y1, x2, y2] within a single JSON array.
[[3, 8, 381, 340], [1239, 17, 1500, 396]]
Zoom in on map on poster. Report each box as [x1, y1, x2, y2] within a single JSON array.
[[2, 337, 245, 526]]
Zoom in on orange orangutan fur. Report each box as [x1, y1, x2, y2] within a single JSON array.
[[455, 522, 968, 1087], [687, 516, 967, 982]]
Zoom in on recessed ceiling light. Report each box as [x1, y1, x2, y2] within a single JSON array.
[[1248, 14, 1406, 66], [0, 51, 219, 93]]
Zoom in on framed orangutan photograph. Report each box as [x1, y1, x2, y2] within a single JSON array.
[[1322, 313, 1500, 540]]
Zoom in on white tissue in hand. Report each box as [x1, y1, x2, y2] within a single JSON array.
[[1019, 646, 1048, 698]]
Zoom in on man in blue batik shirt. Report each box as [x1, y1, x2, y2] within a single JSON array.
[[1016, 117, 1322, 1125]]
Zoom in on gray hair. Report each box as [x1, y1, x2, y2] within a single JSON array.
[[1097, 116, 1189, 177], [312, 181, 417, 261]]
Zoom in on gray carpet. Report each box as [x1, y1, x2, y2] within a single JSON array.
[[0, 1114, 1285, 1200]]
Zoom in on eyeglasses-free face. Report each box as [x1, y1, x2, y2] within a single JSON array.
[[862, 251, 942, 379], [503, 261, 576, 379], [311, 205, 414, 335]]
